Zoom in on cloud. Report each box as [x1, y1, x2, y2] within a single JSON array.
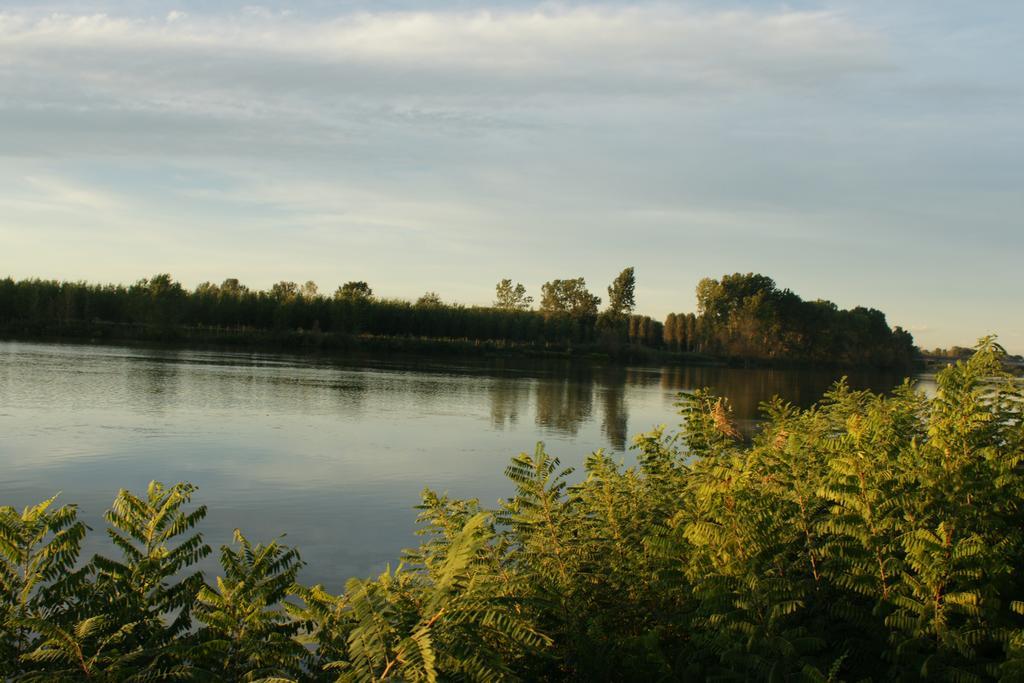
[[2, 7, 882, 76], [0, 174, 122, 216], [22, 175, 120, 211], [0, 5, 894, 231], [0, 6, 886, 139]]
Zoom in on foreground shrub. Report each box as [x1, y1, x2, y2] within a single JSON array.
[[1, 338, 1021, 681]]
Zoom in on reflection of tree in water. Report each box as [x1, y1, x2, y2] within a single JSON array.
[[595, 367, 628, 451], [625, 368, 663, 389], [489, 378, 531, 429], [534, 365, 594, 436], [126, 352, 184, 414], [659, 366, 685, 393], [657, 364, 904, 436], [328, 371, 369, 417]]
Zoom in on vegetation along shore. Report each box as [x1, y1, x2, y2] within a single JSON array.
[[1, 270, 919, 368]]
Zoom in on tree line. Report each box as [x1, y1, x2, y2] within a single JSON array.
[[0, 269, 915, 366], [2, 339, 1021, 680], [664, 272, 917, 366]]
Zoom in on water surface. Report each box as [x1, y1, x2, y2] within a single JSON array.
[[0, 341, 926, 588]]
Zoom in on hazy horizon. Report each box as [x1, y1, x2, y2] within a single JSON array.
[[2, 1, 1021, 352]]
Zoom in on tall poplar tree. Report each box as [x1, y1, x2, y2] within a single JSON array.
[[605, 267, 636, 319], [664, 313, 678, 349]]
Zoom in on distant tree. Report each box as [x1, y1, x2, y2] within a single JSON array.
[[686, 314, 698, 352], [334, 281, 373, 301], [687, 272, 919, 363], [695, 277, 721, 318], [0, 270, 918, 366], [926, 345, 973, 359], [494, 279, 533, 311], [640, 317, 652, 345], [416, 292, 443, 308], [130, 274, 185, 326], [540, 278, 600, 317], [696, 273, 776, 322], [664, 313, 678, 349], [192, 282, 220, 325], [270, 281, 299, 301], [605, 267, 636, 319], [650, 319, 663, 346], [220, 278, 249, 297], [675, 314, 689, 351], [891, 325, 916, 364], [141, 273, 183, 298]]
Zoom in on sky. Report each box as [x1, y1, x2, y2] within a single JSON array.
[[1, 1, 1021, 352]]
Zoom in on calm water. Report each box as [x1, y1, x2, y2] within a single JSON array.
[[0, 341, 929, 589]]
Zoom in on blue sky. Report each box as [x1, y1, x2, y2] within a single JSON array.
[[1, 1, 1021, 352]]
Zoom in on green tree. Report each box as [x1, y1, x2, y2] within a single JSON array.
[[334, 281, 373, 301], [539, 278, 600, 317], [0, 496, 89, 678], [219, 278, 249, 298], [674, 313, 688, 351], [605, 267, 636, 319], [663, 313, 678, 349], [191, 531, 306, 680], [130, 274, 185, 327], [89, 481, 211, 671], [416, 292, 444, 308], [494, 279, 533, 311], [270, 281, 299, 302], [686, 313, 698, 352], [194, 281, 219, 297]]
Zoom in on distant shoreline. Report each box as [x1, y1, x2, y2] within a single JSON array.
[[0, 321, 922, 371], [0, 272, 922, 369]]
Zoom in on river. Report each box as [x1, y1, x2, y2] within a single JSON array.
[[0, 340, 930, 589]]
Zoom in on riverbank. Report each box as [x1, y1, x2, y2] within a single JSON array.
[[0, 319, 922, 371], [0, 272, 920, 369]]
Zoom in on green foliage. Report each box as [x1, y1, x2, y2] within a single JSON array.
[[192, 530, 306, 681], [334, 282, 373, 301], [691, 272, 917, 365], [494, 279, 533, 311], [3, 340, 1021, 680], [415, 292, 444, 308], [539, 277, 601, 318], [0, 495, 89, 678], [0, 270, 917, 366], [605, 267, 636, 319]]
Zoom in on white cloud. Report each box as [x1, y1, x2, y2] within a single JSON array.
[[0, 5, 893, 211], [19, 175, 120, 212], [0, 7, 885, 111]]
